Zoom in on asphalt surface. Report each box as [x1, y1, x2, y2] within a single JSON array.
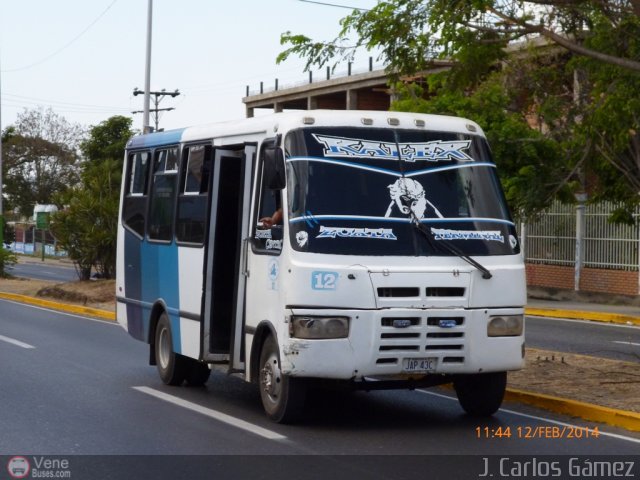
[[1, 298, 639, 462], [8, 261, 78, 282], [525, 315, 640, 362]]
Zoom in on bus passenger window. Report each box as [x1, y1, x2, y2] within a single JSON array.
[[176, 145, 212, 244], [123, 151, 150, 237], [148, 147, 179, 242]]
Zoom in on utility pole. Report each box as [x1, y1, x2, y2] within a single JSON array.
[[132, 88, 180, 132], [0, 54, 4, 248], [143, 0, 153, 134]]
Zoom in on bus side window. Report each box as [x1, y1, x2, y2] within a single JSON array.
[[254, 148, 283, 254], [148, 147, 179, 242], [123, 150, 150, 237], [176, 144, 212, 245]]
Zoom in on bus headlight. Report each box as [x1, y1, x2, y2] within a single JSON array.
[[290, 316, 350, 339], [487, 315, 523, 337]]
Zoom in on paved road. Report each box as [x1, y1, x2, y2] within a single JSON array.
[[526, 315, 640, 362], [8, 262, 78, 282], [1, 298, 639, 470]]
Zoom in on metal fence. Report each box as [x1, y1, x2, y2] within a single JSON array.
[[522, 201, 640, 271]]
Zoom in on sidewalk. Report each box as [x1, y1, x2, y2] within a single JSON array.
[[526, 297, 640, 325]]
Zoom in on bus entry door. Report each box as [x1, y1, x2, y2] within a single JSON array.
[[202, 145, 256, 370]]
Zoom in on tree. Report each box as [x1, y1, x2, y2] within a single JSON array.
[[2, 108, 83, 218], [278, 1, 640, 216], [0, 248, 17, 278], [80, 115, 133, 168], [52, 160, 122, 280], [279, 1, 640, 76], [51, 116, 134, 280]]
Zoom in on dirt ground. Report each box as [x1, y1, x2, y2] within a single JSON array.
[[1, 271, 638, 414], [0, 276, 116, 312]]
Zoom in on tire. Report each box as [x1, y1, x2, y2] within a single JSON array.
[[155, 312, 188, 386], [258, 335, 306, 423], [185, 359, 211, 387], [454, 371, 507, 417]]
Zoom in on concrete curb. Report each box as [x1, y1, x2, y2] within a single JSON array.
[[525, 307, 640, 326], [1, 291, 639, 432], [505, 388, 640, 433], [0, 292, 116, 321]]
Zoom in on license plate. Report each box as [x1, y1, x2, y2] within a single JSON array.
[[403, 357, 437, 373]]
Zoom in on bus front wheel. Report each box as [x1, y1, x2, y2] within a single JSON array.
[[454, 371, 507, 416], [155, 312, 188, 386], [259, 335, 306, 423]]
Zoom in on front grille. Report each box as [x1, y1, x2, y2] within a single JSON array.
[[376, 314, 467, 367], [426, 287, 466, 297], [427, 316, 464, 326], [425, 344, 463, 351], [427, 332, 464, 338], [442, 357, 464, 364], [381, 332, 420, 339], [377, 287, 420, 297], [381, 317, 420, 327]]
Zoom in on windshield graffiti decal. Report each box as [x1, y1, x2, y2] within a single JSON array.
[[385, 177, 443, 220], [431, 228, 505, 243], [312, 134, 474, 163], [316, 226, 398, 240]]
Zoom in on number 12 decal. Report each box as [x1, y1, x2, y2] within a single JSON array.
[[312, 271, 338, 290]]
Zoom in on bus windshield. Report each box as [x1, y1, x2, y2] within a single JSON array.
[[285, 127, 519, 257]]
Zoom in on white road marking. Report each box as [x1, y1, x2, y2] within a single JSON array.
[[0, 334, 35, 349], [613, 340, 640, 347], [418, 389, 640, 445], [133, 386, 287, 441]]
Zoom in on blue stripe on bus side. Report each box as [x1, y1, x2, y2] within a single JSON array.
[[124, 230, 145, 341], [140, 241, 181, 353], [123, 230, 182, 352]]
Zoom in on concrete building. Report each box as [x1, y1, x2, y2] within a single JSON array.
[[242, 60, 453, 117]]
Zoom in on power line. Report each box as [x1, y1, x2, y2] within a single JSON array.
[[2, 0, 119, 73], [2, 92, 130, 112], [296, 0, 370, 11]]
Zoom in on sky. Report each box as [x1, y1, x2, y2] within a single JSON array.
[[0, 0, 380, 134]]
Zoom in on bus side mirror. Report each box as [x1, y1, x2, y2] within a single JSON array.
[[262, 147, 286, 190]]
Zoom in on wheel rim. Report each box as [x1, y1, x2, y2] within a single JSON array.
[[158, 326, 171, 369], [260, 351, 282, 409]]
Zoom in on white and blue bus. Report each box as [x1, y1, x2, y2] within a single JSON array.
[[116, 110, 526, 423]]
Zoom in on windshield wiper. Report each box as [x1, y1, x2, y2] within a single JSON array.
[[410, 216, 493, 280]]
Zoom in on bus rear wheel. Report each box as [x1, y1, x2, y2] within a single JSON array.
[[454, 371, 507, 416], [259, 335, 306, 423], [155, 312, 188, 386]]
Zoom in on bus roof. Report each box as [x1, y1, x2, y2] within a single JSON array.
[[126, 110, 485, 149]]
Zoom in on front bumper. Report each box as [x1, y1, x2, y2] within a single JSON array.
[[281, 307, 525, 380]]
